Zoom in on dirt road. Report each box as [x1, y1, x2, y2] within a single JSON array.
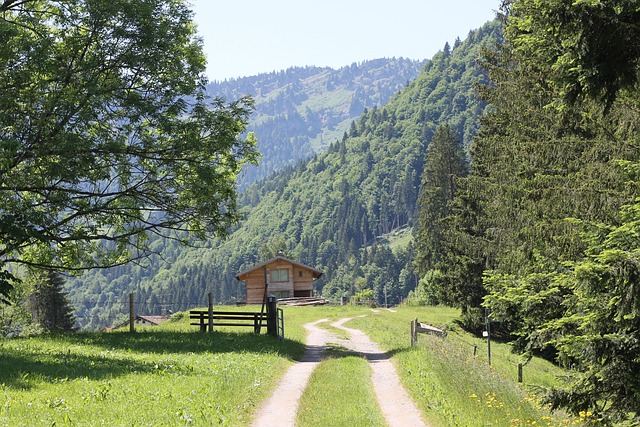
[[250, 316, 429, 427]]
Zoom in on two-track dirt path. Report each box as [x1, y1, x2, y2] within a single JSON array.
[[250, 316, 429, 427]]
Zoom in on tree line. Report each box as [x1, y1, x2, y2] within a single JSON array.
[[412, 1, 640, 424]]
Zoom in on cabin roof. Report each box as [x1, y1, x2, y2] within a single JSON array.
[[135, 315, 170, 325], [235, 255, 323, 281]]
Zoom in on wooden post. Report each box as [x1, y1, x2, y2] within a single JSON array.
[[473, 344, 478, 357], [486, 307, 492, 366], [253, 313, 261, 334], [277, 308, 284, 340], [258, 267, 268, 333], [410, 318, 416, 347], [198, 312, 206, 332], [129, 293, 135, 333], [518, 363, 523, 383], [266, 295, 277, 337], [208, 292, 213, 332]]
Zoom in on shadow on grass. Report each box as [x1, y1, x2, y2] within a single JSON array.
[[0, 330, 305, 390], [318, 343, 412, 363], [67, 330, 305, 357], [324, 344, 366, 359]]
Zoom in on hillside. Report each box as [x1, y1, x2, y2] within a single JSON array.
[[67, 21, 501, 330], [207, 59, 425, 189]]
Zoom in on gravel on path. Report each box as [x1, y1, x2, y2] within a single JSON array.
[[249, 316, 429, 427], [249, 319, 330, 427], [332, 318, 429, 427]]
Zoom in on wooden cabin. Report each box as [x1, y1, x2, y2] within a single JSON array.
[[235, 255, 323, 304]]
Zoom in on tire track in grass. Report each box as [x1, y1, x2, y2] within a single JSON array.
[[250, 319, 331, 427], [332, 318, 429, 427], [250, 316, 429, 427]]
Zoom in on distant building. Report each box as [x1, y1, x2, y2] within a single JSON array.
[[135, 315, 170, 326], [235, 255, 323, 304]]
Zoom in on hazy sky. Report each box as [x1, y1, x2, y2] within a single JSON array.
[[189, 1, 500, 82]]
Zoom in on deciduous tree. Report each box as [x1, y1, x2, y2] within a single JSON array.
[[0, 0, 258, 301]]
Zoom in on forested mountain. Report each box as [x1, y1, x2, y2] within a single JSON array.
[[207, 59, 425, 189], [66, 21, 501, 330]]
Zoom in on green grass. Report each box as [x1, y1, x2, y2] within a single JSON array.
[[387, 226, 413, 253], [0, 304, 588, 427], [297, 347, 386, 427], [0, 312, 304, 426], [347, 306, 584, 427]]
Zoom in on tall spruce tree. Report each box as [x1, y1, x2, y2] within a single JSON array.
[[413, 124, 467, 304], [28, 271, 76, 332], [452, 1, 640, 423]]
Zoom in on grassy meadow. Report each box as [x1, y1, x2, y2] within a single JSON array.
[[0, 305, 588, 426]]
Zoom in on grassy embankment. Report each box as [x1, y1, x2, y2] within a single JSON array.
[[292, 306, 587, 427], [346, 307, 589, 427], [0, 305, 308, 426], [0, 305, 587, 426]]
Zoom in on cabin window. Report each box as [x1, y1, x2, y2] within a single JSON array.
[[270, 269, 289, 282], [298, 271, 303, 278]]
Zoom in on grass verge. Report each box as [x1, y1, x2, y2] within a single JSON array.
[[296, 346, 386, 427], [0, 304, 588, 427], [0, 307, 304, 427], [348, 306, 586, 427]]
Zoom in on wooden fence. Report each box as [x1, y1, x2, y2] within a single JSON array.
[[410, 318, 447, 346], [189, 295, 284, 340]]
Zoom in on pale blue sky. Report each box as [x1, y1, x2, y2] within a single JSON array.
[[189, 1, 500, 82]]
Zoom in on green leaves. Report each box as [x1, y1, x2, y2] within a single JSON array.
[[541, 215, 640, 423], [413, 124, 469, 307], [0, 0, 257, 301], [456, 1, 640, 422]]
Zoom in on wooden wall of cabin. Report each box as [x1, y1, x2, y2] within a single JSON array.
[[242, 260, 316, 304]]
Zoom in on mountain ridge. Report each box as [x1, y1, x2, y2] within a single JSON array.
[[206, 58, 425, 189], [68, 21, 500, 330]]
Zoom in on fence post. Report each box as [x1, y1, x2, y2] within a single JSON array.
[[473, 344, 477, 357], [410, 319, 413, 347], [129, 293, 135, 333], [253, 314, 260, 333], [266, 295, 277, 337], [410, 318, 416, 347], [199, 312, 206, 332], [486, 307, 492, 366], [277, 308, 284, 340], [518, 363, 523, 383], [208, 292, 213, 332]]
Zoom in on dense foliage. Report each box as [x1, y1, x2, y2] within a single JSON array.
[[66, 21, 501, 330], [412, 124, 468, 305], [28, 271, 76, 332], [6, 0, 638, 422], [416, 1, 640, 423], [207, 59, 425, 189], [0, 0, 257, 303]]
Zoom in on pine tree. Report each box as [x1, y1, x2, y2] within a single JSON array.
[[28, 271, 76, 332], [413, 124, 467, 304], [451, 1, 640, 421]]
